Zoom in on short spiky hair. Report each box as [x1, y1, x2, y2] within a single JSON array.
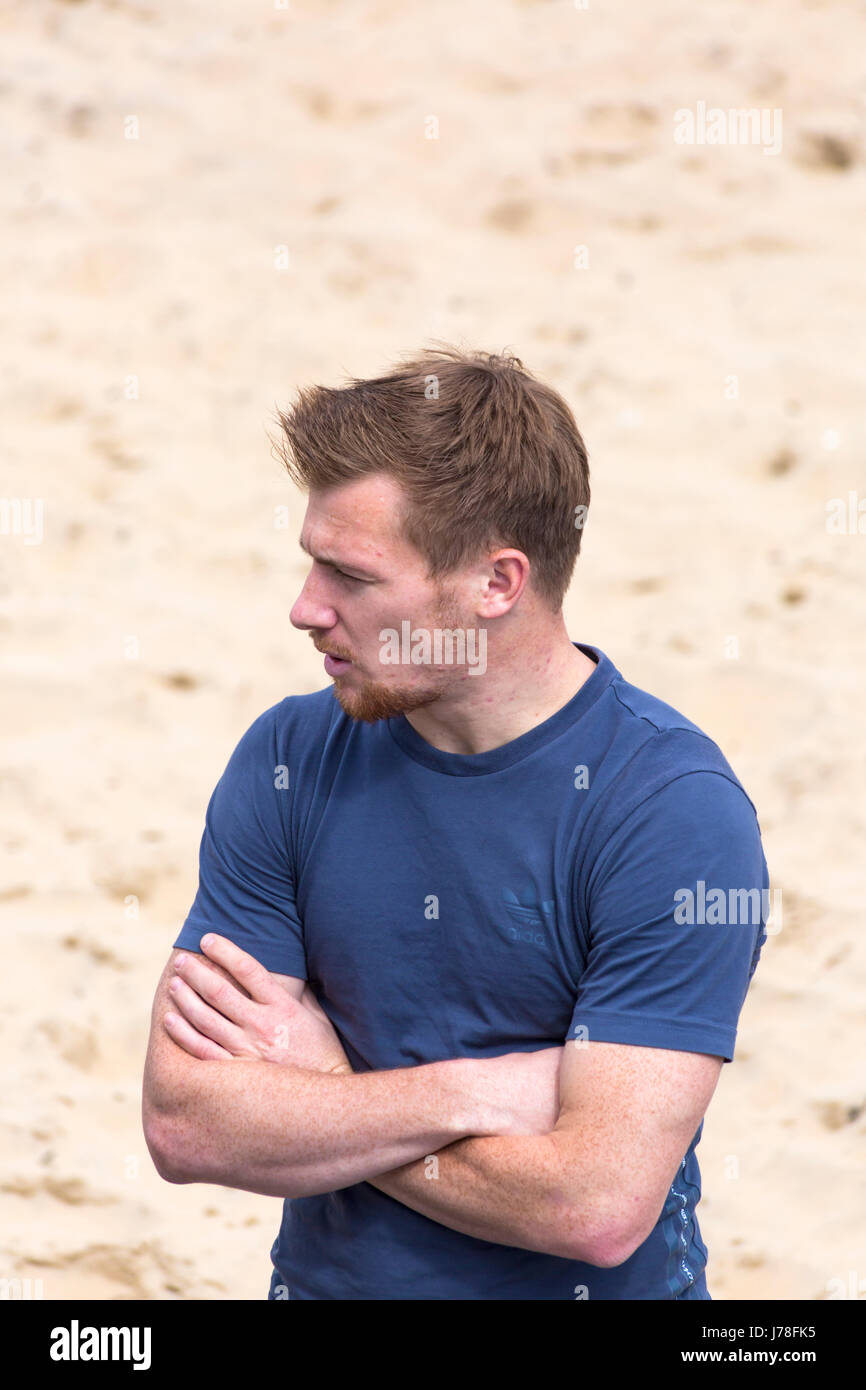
[[269, 343, 590, 611]]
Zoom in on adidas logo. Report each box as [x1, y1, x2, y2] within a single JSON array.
[[501, 889, 554, 946]]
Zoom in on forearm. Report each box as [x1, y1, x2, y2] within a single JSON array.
[[147, 1055, 497, 1198], [366, 1131, 584, 1259]]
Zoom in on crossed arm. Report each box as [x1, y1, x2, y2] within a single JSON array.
[[366, 1039, 722, 1267], [142, 937, 723, 1267]]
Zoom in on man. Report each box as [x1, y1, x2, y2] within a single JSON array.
[[142, 345, 768, 1300]]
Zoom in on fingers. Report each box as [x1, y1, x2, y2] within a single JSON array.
[[198, 934, 277, 1005], [174, 950, 251, 1026], [163, 1007, 235, 1061], [168, 974, 247, 1053]]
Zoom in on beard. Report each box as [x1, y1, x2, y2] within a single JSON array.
[[318, 586, 469, 724], [332, 671, 444, 723]]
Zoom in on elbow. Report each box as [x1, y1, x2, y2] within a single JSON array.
[[556, 1204, 647, 1268], [143, 1104, 304, 1199], [143, 1106, 195, 1185], [561, 1226, 642, 1268], [579, 1227, 643, 1268]]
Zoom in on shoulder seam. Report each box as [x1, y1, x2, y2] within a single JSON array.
[[610, 681, 717, 745], [589, 768, 760, 887]]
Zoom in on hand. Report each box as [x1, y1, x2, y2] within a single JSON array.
[[164, 934, 353, 1076], [476, 1046, 565, 1136]]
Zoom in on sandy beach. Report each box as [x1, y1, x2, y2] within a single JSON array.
[[1, 0, 864, 1299]]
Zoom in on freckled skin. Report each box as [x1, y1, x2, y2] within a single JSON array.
[[144, 945, 516, 1197]]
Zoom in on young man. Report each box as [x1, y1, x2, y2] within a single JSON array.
[[142, 346, 768, 1300]]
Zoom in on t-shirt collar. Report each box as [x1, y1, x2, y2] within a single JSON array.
[[386, 642, 618, 776]]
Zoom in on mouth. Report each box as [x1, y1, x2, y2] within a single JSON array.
[[323, 652, 353, 677]]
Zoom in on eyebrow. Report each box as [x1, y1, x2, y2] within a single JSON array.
[[297, 534, 377, 579]]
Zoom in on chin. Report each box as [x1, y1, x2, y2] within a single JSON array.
[[332, 676, 440, 723]]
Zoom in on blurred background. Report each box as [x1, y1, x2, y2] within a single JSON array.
[[1, 0, 864, 1299]]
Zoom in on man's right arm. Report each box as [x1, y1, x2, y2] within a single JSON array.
[[142, 950, 519, 1199]]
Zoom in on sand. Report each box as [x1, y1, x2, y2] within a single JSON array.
[[1, 0, 863, 1299]]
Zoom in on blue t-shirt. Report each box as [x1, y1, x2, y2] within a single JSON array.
[[173, 642, 768, 1300]]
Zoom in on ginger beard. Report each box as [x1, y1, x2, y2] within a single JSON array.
[[318, 582, 471, 724]]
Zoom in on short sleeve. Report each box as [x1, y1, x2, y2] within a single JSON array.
[[173, 705, 307, 979], [568, 772, 768, 1062]]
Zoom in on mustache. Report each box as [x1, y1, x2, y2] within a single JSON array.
[[310, 636, 354, 662]]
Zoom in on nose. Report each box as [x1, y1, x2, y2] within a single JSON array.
[[289, 571, 338, 633]]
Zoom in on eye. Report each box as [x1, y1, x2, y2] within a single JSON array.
[[334, 568, 364, 584]]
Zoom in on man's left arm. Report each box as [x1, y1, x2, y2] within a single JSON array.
[[366, 1040, 722, 1265], [368, 765, 768, 1261]]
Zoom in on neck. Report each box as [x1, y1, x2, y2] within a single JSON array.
[[403, 627, 597, 756]]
